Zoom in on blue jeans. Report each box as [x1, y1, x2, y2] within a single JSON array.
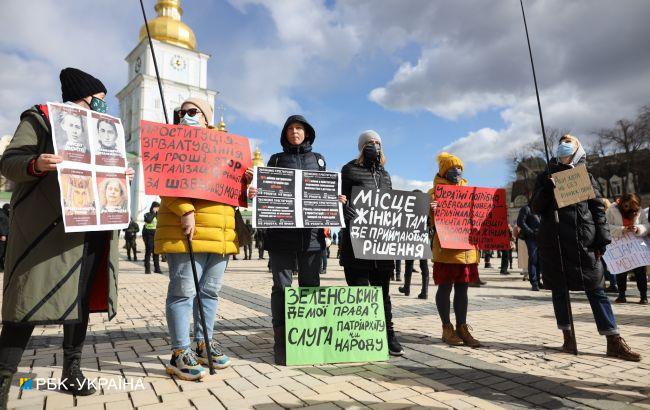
[[551, 288, 618, 336], [525, 239, 539, 286], [166, 253, 228, 350]]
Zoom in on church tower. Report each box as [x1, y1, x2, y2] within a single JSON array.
[[117, 0, 217, 220]]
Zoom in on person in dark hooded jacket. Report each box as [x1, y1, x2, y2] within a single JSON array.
[[531, 134, 640, 362], [248, 115, 345, 365], [339, 130, 404, 356]]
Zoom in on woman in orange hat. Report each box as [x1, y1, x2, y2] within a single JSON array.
[[429, 153, 481, 348]]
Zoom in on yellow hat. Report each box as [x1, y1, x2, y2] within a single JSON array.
[[437, 152, 464, 176]]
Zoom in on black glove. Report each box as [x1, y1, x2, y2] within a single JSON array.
[[343, 203, 357, 221]]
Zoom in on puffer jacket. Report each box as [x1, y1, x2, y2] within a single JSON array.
[[606, 204, 649, 239], [264, 115, 326, 252], [338, 159, 395, 272], [154, 197, 238, 254], [531, 157, 611, 291], [429, 175, 480, 265]]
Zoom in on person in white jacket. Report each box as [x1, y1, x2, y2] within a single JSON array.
[[606, 193, 649, 304]]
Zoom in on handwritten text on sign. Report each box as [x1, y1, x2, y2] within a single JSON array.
[[434, 185, 510, 250], [602, 232, 650, 275], [140, 120, 252, 207], [552, 165, 595, 208], [350, 188, 432, 260], [285, 286, 388, 365]]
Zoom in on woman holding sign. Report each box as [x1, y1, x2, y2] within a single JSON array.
[[531, 134, 640, 361], [0, 68, 133, 404], [606, 194, 648, 304], [339, 130, 404, 356], [156, 98, 252, 380], [429, 153, 481, 348]]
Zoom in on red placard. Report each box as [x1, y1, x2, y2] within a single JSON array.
[[140, 120, 252, 207], [434, 185, 510, 250]]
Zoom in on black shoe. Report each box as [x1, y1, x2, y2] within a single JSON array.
[[60, 358, 96, 396], [398, 286, 410, 296], [387, 330, 404, 356], [500, 270, 510, 275], [145, 270, 151, 274], [0, 371, 13, 409], [395, 275, 401, 282], [531, 285, 540, 291], [154, 269, 162, 274], [127, 257, 132, 261], [605, 286, 619, 294], [273, 327, 286, 366], [417, 293, 428, 300]]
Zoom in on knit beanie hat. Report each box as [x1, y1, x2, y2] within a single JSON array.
[[357, 130, 382, 151], [182, 98, 214, 126], [60, 68, 107, 102], [437, 152, 464, 176]]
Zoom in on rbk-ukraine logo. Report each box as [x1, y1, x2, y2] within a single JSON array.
[[19, 378, 32, 390]]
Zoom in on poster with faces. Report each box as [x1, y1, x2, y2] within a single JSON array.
[[48, 102, 130, 232]]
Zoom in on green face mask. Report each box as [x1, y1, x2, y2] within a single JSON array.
[[89, 96, 107, 113]]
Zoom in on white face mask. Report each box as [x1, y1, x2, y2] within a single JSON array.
[[180, 114, 202, 127]]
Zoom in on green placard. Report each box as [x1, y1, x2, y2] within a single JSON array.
[[285, 286, 389, 365]]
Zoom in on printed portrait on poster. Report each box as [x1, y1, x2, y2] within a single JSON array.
[[50, 104, 91, 163], [92, 113, 126, 167]]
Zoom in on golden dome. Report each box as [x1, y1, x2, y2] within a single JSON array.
[[252, 146, 264, 168], [217, 113, 227, 132], [139, 0, 196, 50]]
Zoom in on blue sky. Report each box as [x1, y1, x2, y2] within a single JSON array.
[[1, 0, 649, 191]]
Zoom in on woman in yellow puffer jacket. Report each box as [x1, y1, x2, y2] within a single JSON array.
[[156, 98, 251, 381], [429, 153, 481, 348]]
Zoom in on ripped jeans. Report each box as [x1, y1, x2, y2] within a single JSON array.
[[165, 253, 228, 350]]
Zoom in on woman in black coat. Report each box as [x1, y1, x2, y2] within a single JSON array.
[[339, 130, 404, 356], [531, 134, 639, 362]]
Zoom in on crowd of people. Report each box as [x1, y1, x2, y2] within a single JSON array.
[[0, 67, 646, 406]]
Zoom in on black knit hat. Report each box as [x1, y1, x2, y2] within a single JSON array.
[[60, 67, 107, 102]]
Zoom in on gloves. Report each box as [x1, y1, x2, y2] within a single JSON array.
[[343, 203, 357, 221]]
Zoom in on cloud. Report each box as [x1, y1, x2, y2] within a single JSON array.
[[390, 174, 432, 193], [356, 0, 650, 162]]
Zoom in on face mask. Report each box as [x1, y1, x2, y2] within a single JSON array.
[[446, 167, 463, 184], [363, 144, 381, 163], [180, 114, 201, 127], [89, 96, 107, 113], [556, 141, 575, 158]]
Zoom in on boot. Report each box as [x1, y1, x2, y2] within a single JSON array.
[[0, 371, 12, 410], [273, 326, 286, 366], [418, 273, 429, 299], [387, 330, 404, 356], [398, 273, 411, 296], [441, 323, 463, 346], [561, 330, 576, 354], [60, 357, 96, 396], [456, 324, 481, 348], [606, 335, 641, 362]]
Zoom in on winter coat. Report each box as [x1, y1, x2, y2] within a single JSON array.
[[606, 205, 649, 239], [531, 158, 611, 291], [264, 115, 326, 252], [338, 159, 395, 272], [0, 105, 119, 325], [154, 197, 238, 255], [428, 175, 480, 265], [516, 204, 540, 241]]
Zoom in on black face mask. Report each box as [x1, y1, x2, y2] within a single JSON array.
[[363, 144, 381, 163]]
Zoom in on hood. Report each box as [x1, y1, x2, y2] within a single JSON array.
[[280, 115, 315, 151]]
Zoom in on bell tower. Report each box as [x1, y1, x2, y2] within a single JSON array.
[[117, 0, 217, 221]]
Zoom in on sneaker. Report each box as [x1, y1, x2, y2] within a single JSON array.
[[387, 330, 404, 356], [166, 348, 207, 381], [196, 341, 231, 369]]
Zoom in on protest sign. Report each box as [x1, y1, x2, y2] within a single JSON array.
[[349, 188, 432, 260], [603, 232, 650, 275], [140, 120, 252, 207], [48, 102, 130, 232], [285, 286, 388, 366], [434, 185, 510, 250], [252, 167, 344, 228], [551, 165, 595, 208]]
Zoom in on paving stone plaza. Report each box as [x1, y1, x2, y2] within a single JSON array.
[[3, 245, 649, 409]]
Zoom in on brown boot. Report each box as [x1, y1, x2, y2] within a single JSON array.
[[441, 323, 463, 346], [606, 335, 641, 362], [561, 330, 577, 354], [456, 324, 481, 348]]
